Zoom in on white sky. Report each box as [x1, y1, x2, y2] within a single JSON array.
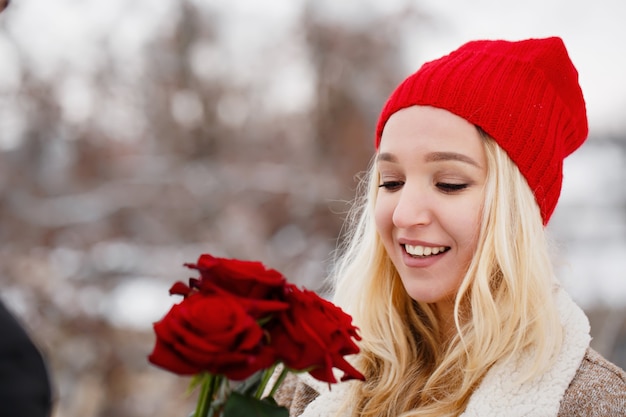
[[1, 0, 625, 134]]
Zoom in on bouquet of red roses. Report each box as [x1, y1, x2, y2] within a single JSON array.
[[148, 254, 364, 417]]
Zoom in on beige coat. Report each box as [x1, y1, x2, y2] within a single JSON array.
[[275, 290, 626, 416]]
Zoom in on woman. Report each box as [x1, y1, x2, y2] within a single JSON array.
[[275, 37, 626, 416]]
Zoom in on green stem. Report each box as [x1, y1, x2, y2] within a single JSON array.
[[254, 363, 278, 399], [211, 375, 225, 415], [194, 373, 215, 417], [267, 367, 290, 398]]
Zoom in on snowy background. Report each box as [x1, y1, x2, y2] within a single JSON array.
[[0, 1, 624, 416], [2, 0, 623, 319]]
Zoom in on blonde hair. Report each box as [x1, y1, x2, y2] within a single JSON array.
[[330, 132, 563, 417]]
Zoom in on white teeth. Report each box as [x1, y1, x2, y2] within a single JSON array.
[[411, 245, 424, 256], [405, 244, 448, 257]]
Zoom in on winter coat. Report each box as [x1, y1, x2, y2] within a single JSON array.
[[274, 289, 626, 416], [0, 300, 52, 417]]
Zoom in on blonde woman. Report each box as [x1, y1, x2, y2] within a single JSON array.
[[275, 37, 626, 416]]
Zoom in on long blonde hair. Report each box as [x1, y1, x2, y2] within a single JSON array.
[[330, 132, 563, 417]]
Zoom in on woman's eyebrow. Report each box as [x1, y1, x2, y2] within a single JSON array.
[[376, 152, 398, 163], [425, 152, 481, 168], [377, 151, 481, 168]]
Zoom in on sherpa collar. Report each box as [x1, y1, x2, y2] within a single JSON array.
[[298, 288, 591, 417]]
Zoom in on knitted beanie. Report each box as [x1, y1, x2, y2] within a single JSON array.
[[375, 37, 588, 225]]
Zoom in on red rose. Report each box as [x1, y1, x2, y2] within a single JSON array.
[[269, 284, 364, 383], [186, 254, 286, 297], [183, 254, 289, 317], [148, 290, 276, 380], [170, 278, 289, 319]]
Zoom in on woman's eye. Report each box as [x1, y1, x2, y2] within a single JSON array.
[[378, 181, 404, 191], [436, 183, 468, 193]]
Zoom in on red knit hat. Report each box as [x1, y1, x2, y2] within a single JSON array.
[[375, 37, 588, 224]]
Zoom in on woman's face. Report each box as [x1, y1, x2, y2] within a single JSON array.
[[375, 105, 487, 316]]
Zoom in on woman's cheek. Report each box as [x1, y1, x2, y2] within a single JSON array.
[[374, 195, 394, 234]]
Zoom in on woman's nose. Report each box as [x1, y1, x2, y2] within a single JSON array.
[[391, 185, 432, 228]]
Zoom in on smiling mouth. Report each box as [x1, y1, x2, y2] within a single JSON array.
[[403, 244, 451, 258]]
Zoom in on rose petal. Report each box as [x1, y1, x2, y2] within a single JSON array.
[[148, 338, 201, 375]]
